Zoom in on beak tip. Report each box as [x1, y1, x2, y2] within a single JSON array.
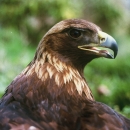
[[100, 34, 118, 59], [112, 41, 118, 59], [114, 51, 118, 59]]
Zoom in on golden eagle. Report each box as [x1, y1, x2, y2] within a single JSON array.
[[0, 19, 129, 130]]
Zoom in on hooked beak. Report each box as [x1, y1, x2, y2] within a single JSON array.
[[78, 31, 118, 59]]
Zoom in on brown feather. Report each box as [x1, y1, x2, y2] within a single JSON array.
[[0, 19, 129, 130]]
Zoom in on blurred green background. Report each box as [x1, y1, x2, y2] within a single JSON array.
[[0, 0, 130, 117]]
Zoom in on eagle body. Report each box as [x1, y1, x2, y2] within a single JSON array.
[[0, 19, 130, 130]]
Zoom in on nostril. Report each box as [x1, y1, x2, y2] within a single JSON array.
[[100, 38, 106, 42]]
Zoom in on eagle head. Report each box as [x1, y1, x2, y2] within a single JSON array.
[[7, 19, 118, 102], [36, 19, 118, 70]]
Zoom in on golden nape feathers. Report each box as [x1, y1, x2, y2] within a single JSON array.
[[0, 19, 129, 130]]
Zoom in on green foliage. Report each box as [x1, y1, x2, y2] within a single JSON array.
[[0, 0, 82, 45], [82, 0, 122, 34], [0, 27, 35, 96]]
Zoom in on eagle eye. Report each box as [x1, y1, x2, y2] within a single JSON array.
[[68, 29, 82, 39]]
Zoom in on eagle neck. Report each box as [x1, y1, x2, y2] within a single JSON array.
[[23, 51, 94, 101]]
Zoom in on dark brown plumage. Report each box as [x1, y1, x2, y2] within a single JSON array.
[[0, 19, 129, 130]]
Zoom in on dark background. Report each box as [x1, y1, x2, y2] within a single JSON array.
[[0, 0, 130, 117]]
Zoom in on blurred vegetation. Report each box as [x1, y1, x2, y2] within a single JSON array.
[[0, 0, 130, 118]]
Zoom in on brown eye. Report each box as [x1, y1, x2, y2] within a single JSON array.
[[69, 29, 82, 39]]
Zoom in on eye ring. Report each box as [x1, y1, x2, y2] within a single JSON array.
[[68, 29, 82, 39]]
